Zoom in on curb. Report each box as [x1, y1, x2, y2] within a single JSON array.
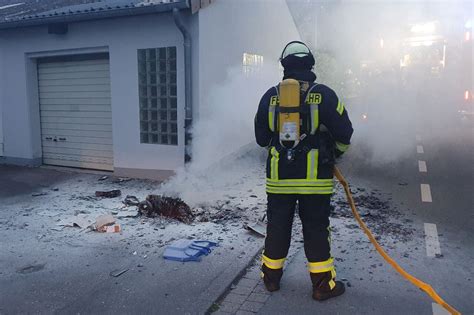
[[205, 245, 264, 314]]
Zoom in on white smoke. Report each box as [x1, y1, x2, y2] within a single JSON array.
[[160, 0, 472, 202], [190, 64, 280, 170], [159, 64, 280, 205], [157, 0, 303, 204], [305, 1, 472, 166]]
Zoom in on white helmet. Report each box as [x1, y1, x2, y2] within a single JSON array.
[[280, 41, 313, 59]]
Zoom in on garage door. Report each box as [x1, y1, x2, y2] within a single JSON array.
[[38, 58, 113, 171]]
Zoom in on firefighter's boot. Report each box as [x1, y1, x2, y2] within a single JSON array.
[[310, 271, 345, 301], [261, 264, 283, 292]]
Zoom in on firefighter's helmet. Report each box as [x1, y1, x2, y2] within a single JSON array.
[[280, 41, 315, 69]]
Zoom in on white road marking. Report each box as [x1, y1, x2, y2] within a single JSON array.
[[421, 184, 432, 202], [0, 3, 25, 10], [418, 160, 427, 172], [417, 145, 424, 154], [416, 135, 421, 141], [432, 302, 450, 315], [424, 223, 441, 257]]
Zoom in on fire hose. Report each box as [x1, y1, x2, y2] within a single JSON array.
[[334, 166, 460, 315]]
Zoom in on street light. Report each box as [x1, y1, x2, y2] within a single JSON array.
[[410, 22, 436, 34]]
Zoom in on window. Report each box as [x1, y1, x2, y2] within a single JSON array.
[[243, 52, 264, 75], [138, 47, 178, 145]]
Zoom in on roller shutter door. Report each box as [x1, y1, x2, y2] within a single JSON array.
[[38, 58, 113, 171]]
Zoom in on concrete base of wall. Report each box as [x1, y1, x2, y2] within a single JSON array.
[[114, 167, 175, 181], [0, 157, 175, 181], [0, 156, 42, 167]]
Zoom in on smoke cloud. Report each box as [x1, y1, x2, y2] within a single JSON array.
[[305, 1, 473, 167], [190, 64, 281, 171], [159, 64, 282, 205], [160, 0, 472, 201]]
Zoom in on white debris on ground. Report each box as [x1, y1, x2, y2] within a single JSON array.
[[0, 143, 419, 271], [0, 145, 273, 263]]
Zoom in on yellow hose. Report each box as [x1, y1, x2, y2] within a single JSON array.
[[334, 166, 460, 315]]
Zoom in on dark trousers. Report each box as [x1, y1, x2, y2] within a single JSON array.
[[264, 193, 331, 263]]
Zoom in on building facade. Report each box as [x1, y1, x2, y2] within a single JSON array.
[[0, 0, 299, 179]]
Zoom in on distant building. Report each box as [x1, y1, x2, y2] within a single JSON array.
[[0, 0, 299, 179]]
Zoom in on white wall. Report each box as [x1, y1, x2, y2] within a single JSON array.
[[0, 13, 187, 173], [0, 1, 300, 174], [197, 0, 300, 109], [188, 0, 300, 167]]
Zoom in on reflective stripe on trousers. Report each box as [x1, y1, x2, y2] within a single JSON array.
[[262, 254, 286, 270], [307, 257, 335, 273], [308, 258, 337, 290]]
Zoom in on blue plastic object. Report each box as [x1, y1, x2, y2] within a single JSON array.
[[163, 239, 218, 262]]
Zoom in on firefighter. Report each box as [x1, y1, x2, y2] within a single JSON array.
[[254, 41, 353, 301]]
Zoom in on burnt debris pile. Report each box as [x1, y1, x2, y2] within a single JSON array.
[[194, 202, 248, 224], [331, 187, 415, 243], [138, 195, 194, 224]]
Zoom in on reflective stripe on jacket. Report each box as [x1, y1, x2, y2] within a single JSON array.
[[255, 82, 353, 195]]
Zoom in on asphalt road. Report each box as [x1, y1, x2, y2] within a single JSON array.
[[258, 84, 474, 314]]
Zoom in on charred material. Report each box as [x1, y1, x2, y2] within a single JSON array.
[[95, 190, 121, 198], [331, 188, 416, 243], [138, 195, 194, 224], [123, 195, 140, 206], [193, 202, 248, 224]]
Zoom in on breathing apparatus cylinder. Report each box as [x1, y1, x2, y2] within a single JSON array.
[[278, 79, 301, 150]]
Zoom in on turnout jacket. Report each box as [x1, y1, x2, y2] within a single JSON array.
[[254, 81, 353, 195]]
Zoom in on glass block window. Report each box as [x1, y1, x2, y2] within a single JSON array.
[[138, 47, 178, 145]]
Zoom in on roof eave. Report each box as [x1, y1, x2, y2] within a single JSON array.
[[0, 1, 190, 30]]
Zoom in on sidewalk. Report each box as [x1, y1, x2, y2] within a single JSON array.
[[211, 233, 302, 315]]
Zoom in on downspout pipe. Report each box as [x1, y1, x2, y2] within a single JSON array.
[[172, 7, 192, 162]]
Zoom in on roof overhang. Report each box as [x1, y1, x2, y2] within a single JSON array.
[[0, 0, 191, 30]]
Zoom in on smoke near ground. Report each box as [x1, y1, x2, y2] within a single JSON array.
[[159, 64, 280, 205]]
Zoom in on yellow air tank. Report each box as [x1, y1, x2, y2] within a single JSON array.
[[278, 79, 300, 149]]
